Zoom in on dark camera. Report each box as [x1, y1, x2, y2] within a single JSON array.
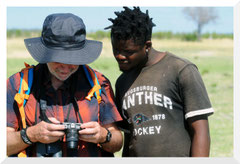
[[62, 122, 82, 149]]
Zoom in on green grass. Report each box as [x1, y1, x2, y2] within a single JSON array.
[[89, 57, 122, 92], [7, 58, 37, 78], [190, 56, 233, 157]]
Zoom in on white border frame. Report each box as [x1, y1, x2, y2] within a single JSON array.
[[1, 0, 239, 164], [234, 1, 240, 163]]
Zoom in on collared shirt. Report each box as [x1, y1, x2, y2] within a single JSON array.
[[7, 64, 122, 157]]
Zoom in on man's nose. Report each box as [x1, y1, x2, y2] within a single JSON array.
[[60, 64, 75, 71], [115, 53, 126, 60]]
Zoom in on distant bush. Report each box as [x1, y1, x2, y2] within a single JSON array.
[[7, 29, 41, 38], [181, 32, 198, 41], [152, 31, 173, 39], [202, 32, 233, 39], [7, 29, 233, 41], [87, 30, 110, 40]]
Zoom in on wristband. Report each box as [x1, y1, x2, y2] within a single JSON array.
[[99, 127, 112, 145], [20, 128, 33, 145]]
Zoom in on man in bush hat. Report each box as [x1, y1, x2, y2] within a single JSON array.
[[105, 7, 214, 157], [7, 13, 123, 157]]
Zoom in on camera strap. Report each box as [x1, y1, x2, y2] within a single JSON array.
[[38, 90, 83, 124], [70, 97, 83, 123], [64, 96, 83, 123], [38, 80, 52, 123], [38, 74, 83, 124], [37, 64, 101, 124]]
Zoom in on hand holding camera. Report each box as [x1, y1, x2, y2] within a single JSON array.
[[27, 117, 65, 144], [78, 122, 111, 144], [61, 122, 83, 149]]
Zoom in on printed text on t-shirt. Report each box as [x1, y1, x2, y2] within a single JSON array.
[[122, 86, 173, 110]]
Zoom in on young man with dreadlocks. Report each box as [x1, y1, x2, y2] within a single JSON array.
[[105, 7, 214, 157]]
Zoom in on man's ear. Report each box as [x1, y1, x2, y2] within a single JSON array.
[[145, 40, 152, 50]]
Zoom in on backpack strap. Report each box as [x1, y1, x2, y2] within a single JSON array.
[[14, 63, 34, 157], [83, 65, 102, 104]]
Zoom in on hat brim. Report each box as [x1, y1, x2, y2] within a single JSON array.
[[24, 37, 102, 65]]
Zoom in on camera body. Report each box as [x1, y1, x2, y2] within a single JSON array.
[[62, 122, 83, 149]]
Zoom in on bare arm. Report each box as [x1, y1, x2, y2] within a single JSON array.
[[79, 122, 123, 153], [100, 123, 123, 153], [7, 127, 30, 156], [188, 118, 211, 157], [7, 117, 65, 156]]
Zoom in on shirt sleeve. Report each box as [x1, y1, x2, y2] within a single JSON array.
[[98, 74, 122, 125], [7, 73, 21, 130], [179, 64, 214, 120]]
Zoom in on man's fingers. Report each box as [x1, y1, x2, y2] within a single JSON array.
[[79, 134, 96, 143], [48, 131, 65, 137], [41, 136, 64, 144], [48, 117, 60, 124], [80, 121, 98, 129], [79, 127, 96, 135], [45, 122, 65, 131]]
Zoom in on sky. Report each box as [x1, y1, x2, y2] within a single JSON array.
[[7, 6, 233, 34]]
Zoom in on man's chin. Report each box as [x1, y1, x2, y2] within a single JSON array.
[[119, 66, 129, 73], [55, 74, 70, 81]]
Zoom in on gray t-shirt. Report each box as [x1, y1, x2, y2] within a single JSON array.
[[115, 52, 214, 157]]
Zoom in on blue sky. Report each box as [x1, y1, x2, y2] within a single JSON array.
[[7, 7, 233, 34]]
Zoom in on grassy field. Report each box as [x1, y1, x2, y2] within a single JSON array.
[[7, 37, 233, 157]]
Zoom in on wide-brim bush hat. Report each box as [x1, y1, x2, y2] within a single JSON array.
[[24, 13, 102, 65]]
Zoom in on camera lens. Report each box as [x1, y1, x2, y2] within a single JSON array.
[[66, 129, 79, 149]]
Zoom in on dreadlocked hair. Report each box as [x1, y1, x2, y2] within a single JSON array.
[[105, 6, 156, 46]]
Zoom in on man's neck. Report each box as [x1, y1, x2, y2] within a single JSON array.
[[51, 75, 64, 90], [146, 48, 166, 67]]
